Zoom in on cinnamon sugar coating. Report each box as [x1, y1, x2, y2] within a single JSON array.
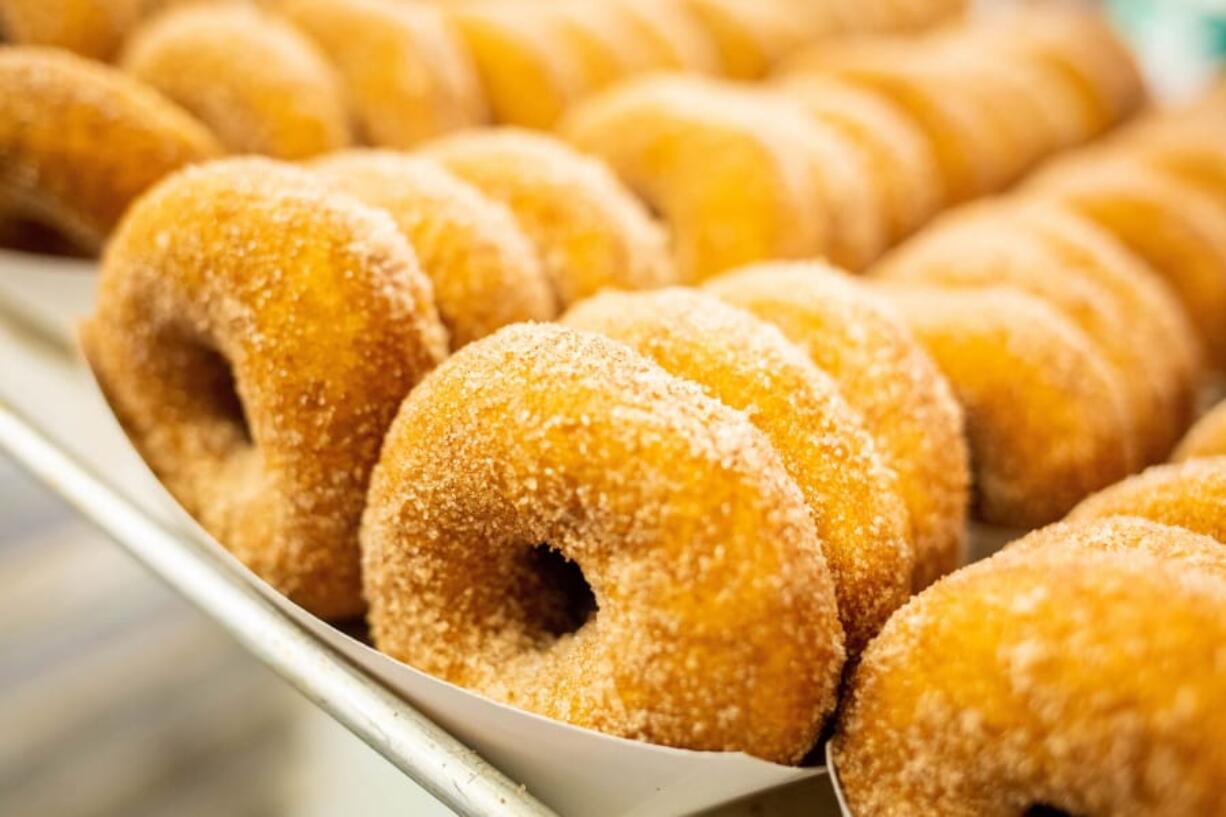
[[361, 323, 845, 762], [1069, 458, 1226, 546], [563, 288, 912, 652], [0, 46, 221, 253], [835, 517, 1226, 817], [312, 150, 555, 348], [121, 4, 351, 159], [83, 158, 447, 618], [423, 128, 674, 305], [704, 261, 968, 591]]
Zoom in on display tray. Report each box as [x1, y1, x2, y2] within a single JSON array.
[[0, 251, 850, 817]]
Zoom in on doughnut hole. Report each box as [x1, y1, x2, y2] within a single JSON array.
[[522, 544, 599, 640], [1025, 806, 1074, 817]]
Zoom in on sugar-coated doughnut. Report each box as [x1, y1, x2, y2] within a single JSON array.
[[549, 1, 647, 94], [874, 199, 1199, 463], [121, 4, 351, 159], [678, 0, 803, 79], [777, 73, 942, 241], [563, 288, 913, 651], [559, 76, 826, 281], [361, 323, 845, 762], [880, 284, 1136, 526], [610, 0, 718, 73], [311, 151, 555, 348], [449, 1, 580, 128], [0, 47, 221, 253], [279, 0, 484, 147], [83, 158, 448, 619], [1029, 157, 1226, 367], [1068, 458, 1226, 546], [834, 517, 1226, 817], [704, 261, 968, 592], [1175, 401, 1226, 462], [0, 0, 142, 60], [423, 128, 674, 306]]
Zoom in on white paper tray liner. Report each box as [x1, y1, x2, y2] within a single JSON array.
[[0, 254, 830, 817]]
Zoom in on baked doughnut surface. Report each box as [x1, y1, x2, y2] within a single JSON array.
[[84, 158, 447, 619], [834, 517, 1226, 817], [362, 323, 845, 762], [424, 128, 674, 305], [563, 287, 913, 651], [121, 3, 351, 159], [704, 261, 968, 591], [312, 150, 555, 348], [0, 46, 220, 253], [1176, 401, 1226, 462]]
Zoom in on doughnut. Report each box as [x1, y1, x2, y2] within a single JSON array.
[[873, 199, 1199, 463], [833, 516, 1226, 817], [703, 261, 969, 592], [678, 0, 805, 79], [361, 322, 845, 762], [1068, 458, 1226, 546], [559, 75, 827, 281], [609, 0, 719, 74], [781, 39, 1005, 203], [549, 1, 647, 94], [1029, 157, 1226, 368], [0, 47, 221, 253], [83, 158, 448, 619], [1115, 117, 1226, 211], [422, 128, 674, 306], [448, 1, 580, 128], [311, 150, 556, 348], [776, 73, 942, 241], [121, 4, 351, 159], [1175, 401, 1226, 462], [562, 287, 913, 651], [279, 0, 484, 147], [879, 283, 1136, 526], [0, 0, 143, 60]]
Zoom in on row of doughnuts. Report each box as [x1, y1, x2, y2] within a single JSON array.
[[560, 6, 1144, 280], [833, 400, 1226, 815]]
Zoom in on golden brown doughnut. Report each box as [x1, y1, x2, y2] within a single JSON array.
[[834, 517, 1226, 817], [559, 75, 827, 281], [311, 150, 555, 348], [361, 322, 845, 762], [880, 283, 1136, 527], [562, 287, 913, 651], [1029, 157, 1226, 368], [873, 199, 1199, 463], [548, 1, 647, 95], [0, 0, 143, 60], [610, 0, 718, 74], [678, 0, 804, 79], [423, 128, 674, 306], [0, 46, 221, 253], [279, 0, 484, 147], [121, 3, 351, 159], [776, 73, 942, 241], [704, 261, 969, 592], [1068, 458, 1226, 546], [1175, 401, 1226, 462], [84, 158, 448, 618], [448, 1, 579, 128]]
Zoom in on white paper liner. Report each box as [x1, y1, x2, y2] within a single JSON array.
[[0, 252, 835, 817]]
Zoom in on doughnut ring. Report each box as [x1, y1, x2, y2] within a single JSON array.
[[423, 128, 674, 306], [610, 0, 719, 74], [1068, 458, 1226, 546], [83, 158, 448, 619], [873, 200, 1198, 463], [279, 0, 484, 147], [1028, 157, 1226, 367], [1175, 402, 1226, 462], [562, 287, 913, 651], [311, 150, 555, 348], [121, 4, 351, 159], [559, 75, 826, 282], [0, 46, 221, 253], [361, 323, 845, 762], [777, 73, 942, 242], [880, 283, 1136, 527], [834, 516, 1226, 817], [679, 0, 804, 79], [0, 0, 143, 60], [704, 261, 969, 592], [549, 2, 647, 95]]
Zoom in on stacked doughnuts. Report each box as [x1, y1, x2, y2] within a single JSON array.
[[561, 7, 1142, 279]]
